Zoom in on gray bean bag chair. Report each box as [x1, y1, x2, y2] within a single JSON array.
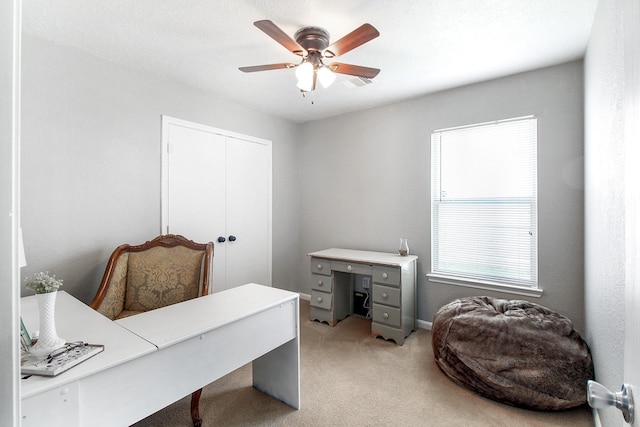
[[432, 296, 594, 411]]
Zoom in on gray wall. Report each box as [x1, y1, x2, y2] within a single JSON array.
[[22, 36, 586, 333], [299, 61, 586, 331], [20, 35, 301, 303], [584, 0, 626, 426]]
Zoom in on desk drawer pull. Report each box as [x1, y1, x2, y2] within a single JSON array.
[[373, 267, 400, 285], [347, 265, 353, 271], [311, 275, 332, 292], [310, 290, 333, 309], [373, 285, 400, 306], [373, 303, 401, 326], [310, 258, 332, 276]]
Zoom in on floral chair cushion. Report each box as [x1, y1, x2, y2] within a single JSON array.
[[124, 246, 205, 313]]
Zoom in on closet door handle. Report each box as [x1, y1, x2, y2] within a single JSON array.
[[228, 235, 237, 242], [217, 236, 226, 243]]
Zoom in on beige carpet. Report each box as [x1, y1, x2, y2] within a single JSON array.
[[132, 300, 593, 427]]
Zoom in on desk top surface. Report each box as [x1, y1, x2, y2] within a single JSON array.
[[20, 291, 157, 399], [308, 248, 418, 267], [21, 285, 298, 398], [116, 283, 299, 349]]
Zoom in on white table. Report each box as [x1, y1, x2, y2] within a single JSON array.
[[20, 284, 300, 426]]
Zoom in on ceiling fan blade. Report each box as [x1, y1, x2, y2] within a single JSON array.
[[254, 20, 305, 55], [329, 63, 380, 79], [324, 24, 380, 58], [239, 63, 297, 73]]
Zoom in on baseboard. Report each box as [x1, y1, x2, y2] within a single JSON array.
[[417, 319, 432, 330], [298, 292, 432, 330]]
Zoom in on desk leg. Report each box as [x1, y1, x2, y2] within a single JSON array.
[[252, 301, 300, 409]]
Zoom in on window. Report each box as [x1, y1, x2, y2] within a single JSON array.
[[430, 116, 537, 288]]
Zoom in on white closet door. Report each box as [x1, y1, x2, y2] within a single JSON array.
[[225, 137, 271, 289], [165, 124, 227, 291], [162, 116, 272, 293]]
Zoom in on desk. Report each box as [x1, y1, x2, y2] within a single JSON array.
[[308, 248, 418, 345], [21, 284, 300, 426]]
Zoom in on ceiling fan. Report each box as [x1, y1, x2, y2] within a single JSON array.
[[239, 20, 380, 94]]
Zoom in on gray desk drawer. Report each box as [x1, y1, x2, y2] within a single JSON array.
[[332, 261, 372, 275], [310, 258, 332, 276], [311, 274, 332, 292], [372, 284, 400, 307], [372, 266, 400, 286], [373, 303, 401, 327], [310, 290, 333, 310]]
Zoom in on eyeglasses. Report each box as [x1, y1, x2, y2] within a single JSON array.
[[47, 341, 86, 361]]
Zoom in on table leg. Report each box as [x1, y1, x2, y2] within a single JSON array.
[[252, 302, 300, 409]]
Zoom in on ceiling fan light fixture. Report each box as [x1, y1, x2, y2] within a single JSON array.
[[295, 61, 314, 91], [296, 79, 314, 92], [295, 61, 313, 81], [318, 66, 336, 88]]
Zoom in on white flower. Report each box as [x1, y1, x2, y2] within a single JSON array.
[[25, 271, 63, 294]]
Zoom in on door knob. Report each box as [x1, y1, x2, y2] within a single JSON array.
[[228, 235, 237, 242], [587, 380, 635, 423], [217, 236, 226, 243]]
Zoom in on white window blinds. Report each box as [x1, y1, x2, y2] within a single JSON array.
[[431, 116, 538, 287]]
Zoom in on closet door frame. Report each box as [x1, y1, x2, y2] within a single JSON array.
[[160, 115, 272, 290]]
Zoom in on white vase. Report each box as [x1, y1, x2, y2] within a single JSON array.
[[29, 291, 65, 359]]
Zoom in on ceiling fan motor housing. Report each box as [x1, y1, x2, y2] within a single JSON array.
[[294, 27, 330, 52]]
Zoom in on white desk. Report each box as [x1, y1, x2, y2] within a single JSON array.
[[21, 291, 156, 426], [20, 284, 300, 426]]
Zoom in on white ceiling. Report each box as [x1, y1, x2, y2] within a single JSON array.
[[22, 0, 599, 123]]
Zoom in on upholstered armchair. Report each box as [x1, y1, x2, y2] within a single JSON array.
[[89, 234, 213, 427]]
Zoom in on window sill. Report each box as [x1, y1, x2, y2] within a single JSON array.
[[426, 273, 543, 298]]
